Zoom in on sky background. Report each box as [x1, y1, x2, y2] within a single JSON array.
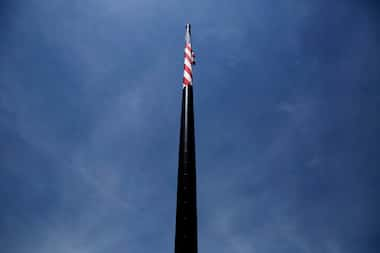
[[1, 0, 379, 252]]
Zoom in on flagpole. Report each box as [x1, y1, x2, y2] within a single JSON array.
[[174, 24, 198, 253]]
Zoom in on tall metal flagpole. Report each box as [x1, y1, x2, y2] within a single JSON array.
[[174, 24, 198, 253]]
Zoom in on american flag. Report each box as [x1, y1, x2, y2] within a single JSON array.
[[183, 24, 196, 87]]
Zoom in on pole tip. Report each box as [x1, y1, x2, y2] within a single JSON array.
[[185, 24, 191, 33]]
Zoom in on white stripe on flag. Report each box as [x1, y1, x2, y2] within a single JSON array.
[[184, 58, 192, 68], [185, 48, 192, 58]]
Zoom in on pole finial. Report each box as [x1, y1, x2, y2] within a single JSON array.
[[186, 23, 191, 34]]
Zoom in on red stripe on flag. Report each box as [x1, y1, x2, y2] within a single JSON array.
[[183, 77, 191, 86], [184, 65, 192, 77]]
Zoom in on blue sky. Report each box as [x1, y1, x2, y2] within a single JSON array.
[[0, 0, 379, 252]]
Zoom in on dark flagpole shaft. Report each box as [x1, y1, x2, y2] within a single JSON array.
[[175, 24, 198, 253]]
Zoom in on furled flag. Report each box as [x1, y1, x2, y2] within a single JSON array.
[[183, 24, 196, 87]]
